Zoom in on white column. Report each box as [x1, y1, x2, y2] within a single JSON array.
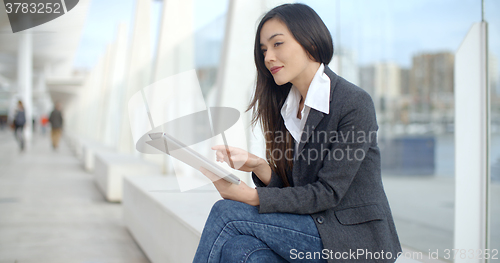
[[153, 0, 194, 81], [103, 24, 128, 149], [118, 0, 151, 154], [96, 44, 114, 143], [454, 22, 488, 263], [83, 54, 106, 141], [18, 32, 33, 148], [147, 0, 195, 173], [33, 71, 46, 132]]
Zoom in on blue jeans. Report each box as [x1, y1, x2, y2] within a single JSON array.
[[193, 199, 327, 263]]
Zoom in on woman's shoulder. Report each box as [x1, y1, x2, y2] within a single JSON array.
[[332, 78, 374, 113], [322, 68, 377, 124], [324, 66, 372, 103]]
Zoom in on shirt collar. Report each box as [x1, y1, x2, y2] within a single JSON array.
[[303, 63, 330, 114], [281, 84, 301, 119], [281, 63, 331, 118]]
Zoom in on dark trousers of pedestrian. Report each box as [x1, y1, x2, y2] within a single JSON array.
[[14, 125, 24, 150]]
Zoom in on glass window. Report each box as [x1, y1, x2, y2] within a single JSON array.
[[302, 0, 481, 259], [194, 0, 228, 99], [486, 0, 500, 255]]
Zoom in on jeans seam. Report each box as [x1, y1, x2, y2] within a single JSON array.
[[243, 247, 273, 263], [208, 220, 321, 261]]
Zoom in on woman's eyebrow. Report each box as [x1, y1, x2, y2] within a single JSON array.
[[267, 33, 284, 41], [260, 33, 284, 46]]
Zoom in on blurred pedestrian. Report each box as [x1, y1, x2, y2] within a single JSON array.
[[40, 115, 48, 135], [12, 100, 26, 151], [0, 115, 6, 130], [49, 103, 63, 149]]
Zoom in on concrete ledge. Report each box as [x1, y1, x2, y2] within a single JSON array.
[[65, 135, 83, 160], [123, 175, 220, 263], [94, 152, 160, 202], [123, 176, 426, 263], [81, 140, 113, 172]]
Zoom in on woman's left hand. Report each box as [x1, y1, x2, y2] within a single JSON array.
[[199, 167, 260, 206]]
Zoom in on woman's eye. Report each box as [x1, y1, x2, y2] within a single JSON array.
[[274, 42, 283, 47], [261, 49, 267, 55]]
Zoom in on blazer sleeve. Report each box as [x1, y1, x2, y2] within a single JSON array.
[[252, 169, 285, 188], [256, 89, 378, 214]]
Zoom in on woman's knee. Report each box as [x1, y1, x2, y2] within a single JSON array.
[[209, 199, 256, 220], [246, 248, 288, 263], [221, 235, 280, 263]]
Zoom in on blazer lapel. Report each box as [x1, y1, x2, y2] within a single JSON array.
[[295, 65, 338, 157], [296, 109, 324, 156]]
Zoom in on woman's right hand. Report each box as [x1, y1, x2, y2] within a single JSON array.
[[211, 145, 265, 173]]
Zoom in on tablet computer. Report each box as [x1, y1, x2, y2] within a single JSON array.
[[146, 132, 241, 185]]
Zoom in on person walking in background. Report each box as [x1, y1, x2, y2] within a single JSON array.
[[0, 115, 7, 130], [40, 115, 49, 135], [12, 100, 26, 151], [49, 102, 63, 150]]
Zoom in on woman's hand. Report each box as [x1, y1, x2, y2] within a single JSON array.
[[211, 145, 263, 172], [199, 167, 259, 206], [211, 145, 272, 185]]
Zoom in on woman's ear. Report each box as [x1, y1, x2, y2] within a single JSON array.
[[307, 48, 316, 61], [306, 45, 317, 61]]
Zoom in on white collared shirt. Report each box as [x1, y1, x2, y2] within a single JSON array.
[[280, 63, 331, 154]]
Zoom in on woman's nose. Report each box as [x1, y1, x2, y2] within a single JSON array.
[[264, 50, 275, 64]]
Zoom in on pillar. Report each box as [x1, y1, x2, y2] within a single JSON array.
[[18, 32, 33, 149]]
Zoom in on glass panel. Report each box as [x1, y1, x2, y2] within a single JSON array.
[[194, 14, 226, 98], [194, 0, 228, 99], [486, 0, 500, 255], [302, 0, 482, 260]]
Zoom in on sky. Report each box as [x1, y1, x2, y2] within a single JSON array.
[[306, 0, 492, 67], [72, 0, 500, 70], [73, 0, 227, 69]]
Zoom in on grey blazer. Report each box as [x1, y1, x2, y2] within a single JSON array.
[[253, 66, 402, 262]]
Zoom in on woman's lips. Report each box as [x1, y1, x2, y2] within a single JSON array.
[[270, 66, 283, 74]]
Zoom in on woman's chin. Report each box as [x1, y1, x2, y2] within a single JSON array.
[[273, 77, 288, 86]]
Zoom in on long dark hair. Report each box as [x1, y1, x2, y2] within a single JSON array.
[[247, 3, 334, 186]]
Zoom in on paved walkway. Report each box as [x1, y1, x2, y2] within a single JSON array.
[[0, 130, 149, 263]]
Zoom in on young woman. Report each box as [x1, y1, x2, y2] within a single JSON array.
[[195, 3, 401, 263]]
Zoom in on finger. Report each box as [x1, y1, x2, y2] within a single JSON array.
[[217, 152, 229, 163], [216, 151, 226, 161], [212, 145, 237, 153], [215, 149, 235, 164], [223, 154, 231, 165], [212, 145, 229, 151]]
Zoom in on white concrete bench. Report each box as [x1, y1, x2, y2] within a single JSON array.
[[81, 139, 113, 172], [64, 134, 83, 159], [94, 152, 160, 202], [123, 175, 220, 263], [123, 175, 427, 263]]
